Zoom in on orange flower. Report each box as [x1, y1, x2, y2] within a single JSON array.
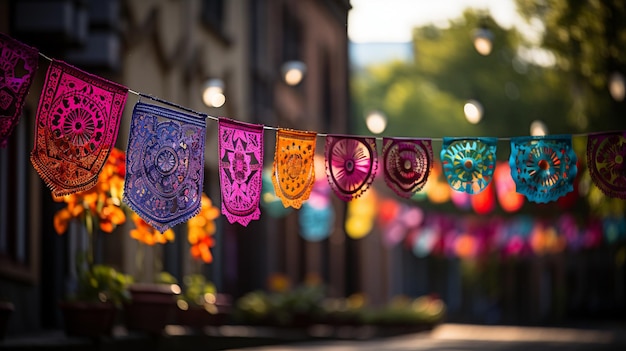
[[99, 201, 126, 233], [129, 213, 175, 245], [190, 236, 215, 263], [187, 193, 219, 263], [52, 148, 127, 236], [53, 208, 73, 234]]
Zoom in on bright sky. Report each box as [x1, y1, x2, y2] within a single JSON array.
[[348, 0, 523, 43]]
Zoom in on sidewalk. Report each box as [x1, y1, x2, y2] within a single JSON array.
[[1, 323, 624, 351], [229, 323, 626, 351]]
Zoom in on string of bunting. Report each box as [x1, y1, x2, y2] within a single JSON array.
[[2, 33, 626, 235]]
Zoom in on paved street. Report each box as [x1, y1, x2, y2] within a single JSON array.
[[230, 323, 626, 351]]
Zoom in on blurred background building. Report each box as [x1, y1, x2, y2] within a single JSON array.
[[0, 0, 351, 333], [0, 0, 625, 339]]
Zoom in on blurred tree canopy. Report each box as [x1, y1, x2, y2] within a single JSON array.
[[351, 6, 626, 216], [516, 0, 626, 132], [352, 10, 574, 144], [353, 3, 626, 138]]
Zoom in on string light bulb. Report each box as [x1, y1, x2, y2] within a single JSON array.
[[473, 27, 493, 56], [202, 79, 226, 108], [609, 72, 625, 101], [365, 110, 387, 134], [281, 61, 307, 86], [530, 120, 548, 136], [464, 100, 483, 124]]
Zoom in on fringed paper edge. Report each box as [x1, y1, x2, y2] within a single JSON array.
[[221, 202, 261, 227], [325, 137, 379, 202], [382, 139, 433, 199], [123, 192, 203, 233], [30, 153, 100, 197], [271, 133, 316, 209]]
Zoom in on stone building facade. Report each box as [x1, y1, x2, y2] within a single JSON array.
[[0, 0, 351, 335]]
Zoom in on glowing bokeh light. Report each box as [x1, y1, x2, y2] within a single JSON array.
[[202, 79, 226, 108], [609, 72, 625, 101], [473, 27, 493, 56], [282, 61, 307, 86], [463, 100, 483, 124], [530, 120, 548, 136], [365, 110, 387, 134]]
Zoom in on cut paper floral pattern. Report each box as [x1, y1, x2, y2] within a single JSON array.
[[587, 131, 626, 199], [382, 138, 432, 198], [440, 137, 497, 194], [218, 118, 264, 226], [272, 128, 317, 209], [124, 102, 205, 232], [509, 135, 578, 203], [30, 60, 127, 196], [325, 135, 378, 201], [0, 33, 39, 148]]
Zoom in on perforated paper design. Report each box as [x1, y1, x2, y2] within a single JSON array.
[[123, 102, 206, 232], [440, 137, 497, 194], [509, 135, 578, 203], [587, 131, 626, 199], [218, 118, 264, 226], [30, 60, 127, 196], [271, 128, 317, 209], [325, 135, 378, 201], [382, 138, 432, 198], [0, 33, 39, 148]]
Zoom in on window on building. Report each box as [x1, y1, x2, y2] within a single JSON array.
[[281, 4, 302, 63], [0, 112, 37, 282], [202, 0, 226, 38]]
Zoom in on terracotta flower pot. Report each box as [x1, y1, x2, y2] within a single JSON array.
[[59, 301, 117, 338], [124, 283, 179, 335]]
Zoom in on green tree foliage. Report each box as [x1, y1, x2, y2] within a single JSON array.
[[514, 0, 626, 216], [352, 10, 574, 145], [515, 0, 626, 131]]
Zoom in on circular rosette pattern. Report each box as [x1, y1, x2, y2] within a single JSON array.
[[509, 136, 578, 203], [124, 103, 205, 233], [271, 129, 317, 209], [30, 61, 127, 197], [325, 136, 378, 201], [382, 138, 433, 198], [49, 92, 107, 160], [142, 121, 197, 198], [440, 137, 497, 194], [587, 132, 626, 199]]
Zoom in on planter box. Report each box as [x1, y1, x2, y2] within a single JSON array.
[[124, 283, 179, 335], [59, 301, 116, 338], [0, 302, 14, 340], [175, 294, 232, 328]]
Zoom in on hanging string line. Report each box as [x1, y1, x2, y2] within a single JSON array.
[[37, 51, 605, 142], [138, 93, 210, 121]]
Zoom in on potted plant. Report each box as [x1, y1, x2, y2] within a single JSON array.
[[59, 264, 132, 337], [124, 214, 180, 335], [175, 274, 231, 328], [319, 293, 367, 326], [233, 290, 271, 326], [174, 194, 229, 328], [370, 294, 446, 332], [233, 274, 325, 328], [53, 148, 129, 337], [124, 269, 181, 335]]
